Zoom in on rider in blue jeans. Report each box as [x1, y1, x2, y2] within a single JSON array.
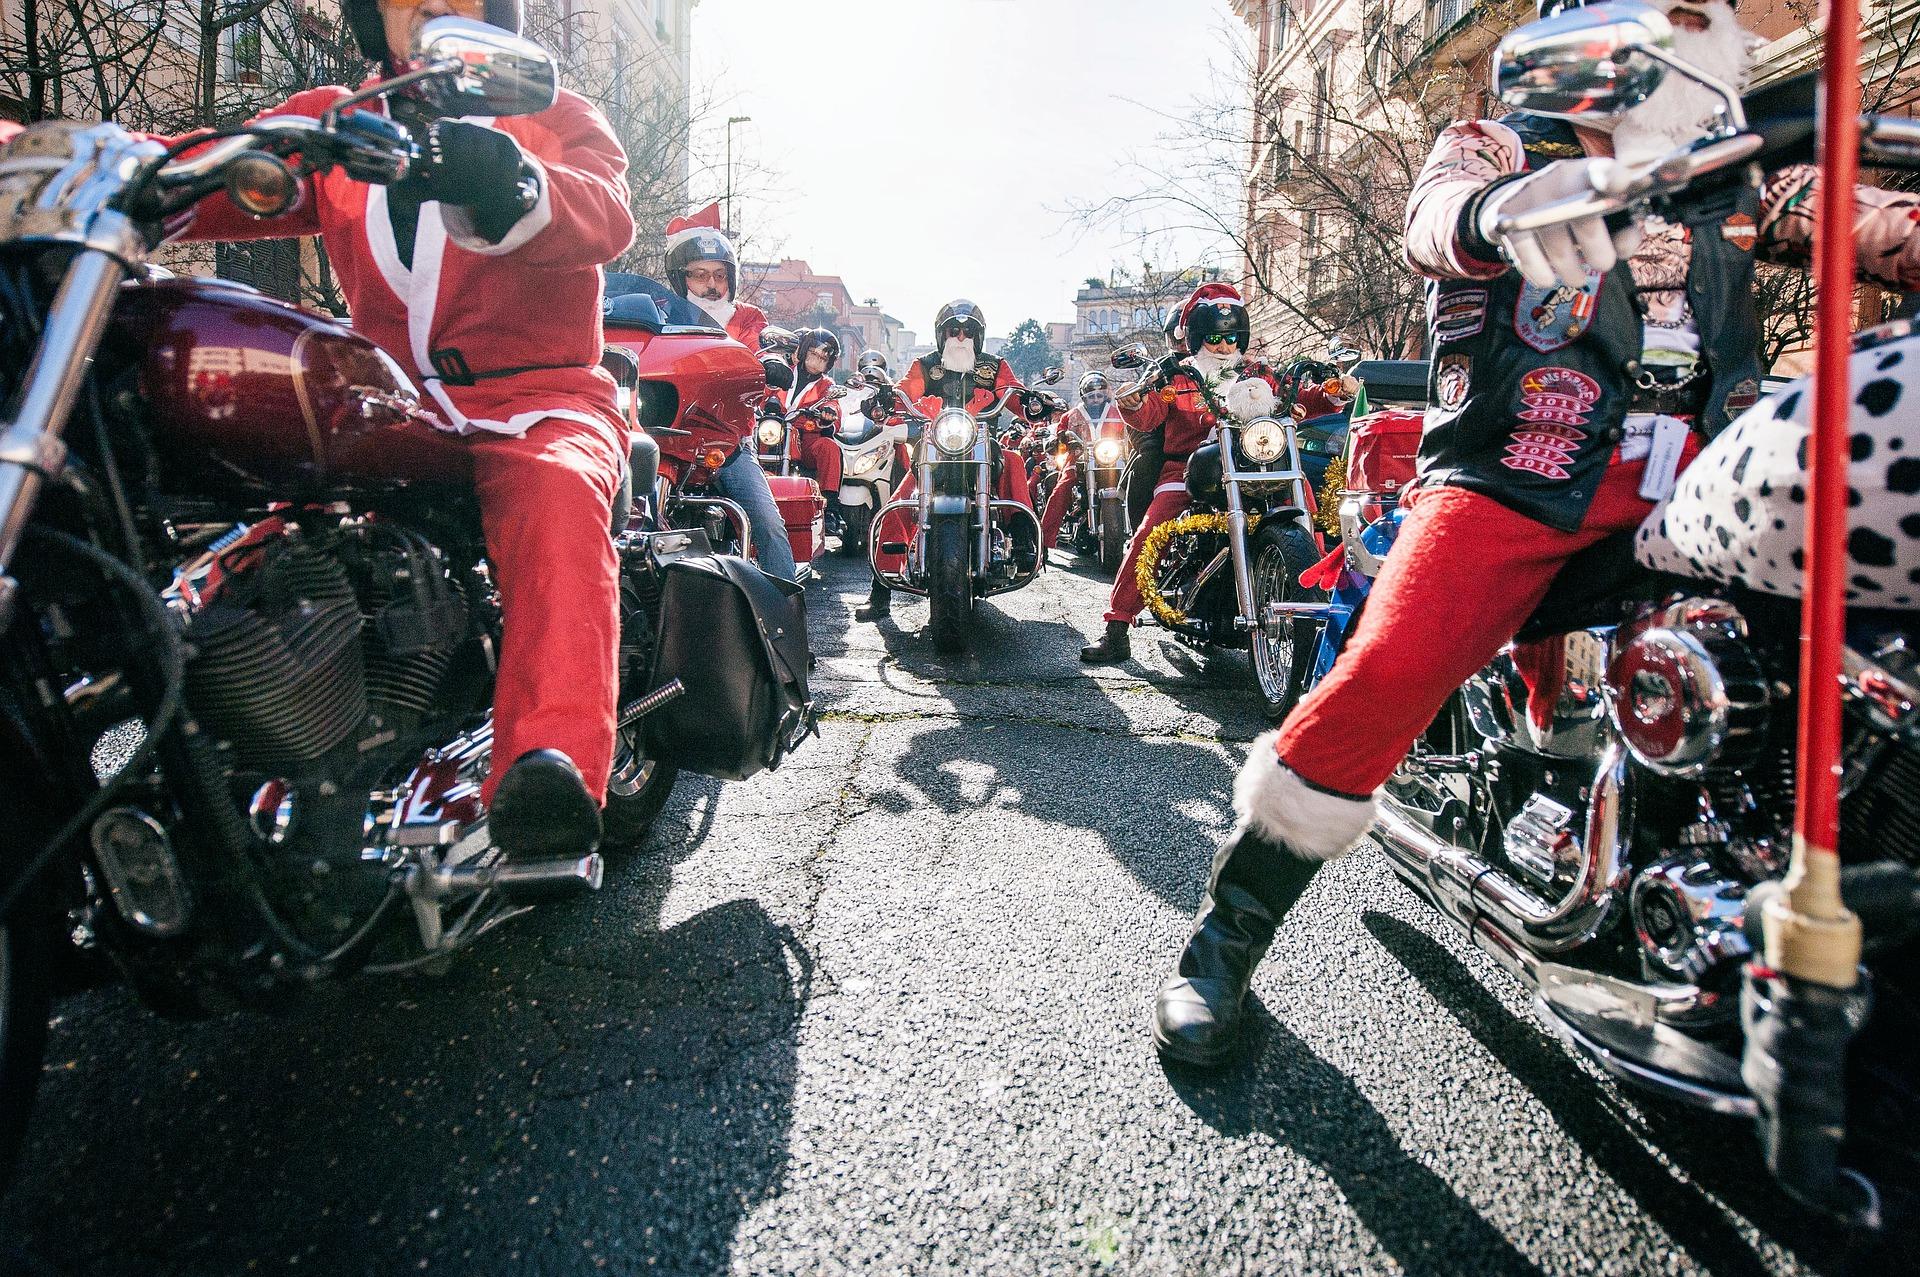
[[711, 443, 796, 581]]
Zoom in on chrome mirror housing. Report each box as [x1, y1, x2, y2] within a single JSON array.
[[1495, 1, 1672, 120], [417, 16, 559, 118]]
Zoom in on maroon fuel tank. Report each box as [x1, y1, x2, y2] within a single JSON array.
[[105, 278, 473, 490]]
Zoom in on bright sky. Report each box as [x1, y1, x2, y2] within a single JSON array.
[[689, 0, 1241, 341]]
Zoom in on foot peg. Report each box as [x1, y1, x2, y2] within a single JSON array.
[[421, 853, 605, 901]]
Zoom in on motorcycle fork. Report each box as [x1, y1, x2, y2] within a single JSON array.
[[1223, 471, 1257, 630], [976, 443, 992, 574]]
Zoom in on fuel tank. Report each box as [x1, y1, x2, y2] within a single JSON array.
[[106, 278, 473, 490]]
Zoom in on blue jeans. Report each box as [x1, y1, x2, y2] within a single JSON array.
[[709, 446, 797, 581]]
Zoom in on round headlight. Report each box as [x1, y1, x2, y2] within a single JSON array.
[[850, 450, 881, 476], [932, 409, 978, 457], [1093, 438, 1123, 467], [1240, 417, 1287, 465], [756, 419, 785, 450]]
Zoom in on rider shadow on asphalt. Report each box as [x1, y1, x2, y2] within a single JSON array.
[[3, 782, 809, 1277]]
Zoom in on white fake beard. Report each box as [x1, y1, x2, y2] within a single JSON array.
[[1610, 2, 1755, 164], [941, 338, 976, 372], [1190, 349, 1240, 381], [689, 292, 737, 326]]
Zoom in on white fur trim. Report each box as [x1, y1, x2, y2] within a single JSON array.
[[665, 223, 732, 254], [1225, 378, 1276, 422], [441, 152, 554, 256], [1232, 730, 1376, 859]]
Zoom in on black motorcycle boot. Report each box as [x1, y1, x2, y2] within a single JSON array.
[[1080, 619, 1131, 664], [1152, 826, 1324, 1067], [490, 749, 602, 859], [854, 579, 892, 621]]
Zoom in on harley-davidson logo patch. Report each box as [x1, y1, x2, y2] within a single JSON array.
[[1723, 376, 1761, 416], [1514, 271, 1602, 353], [1721, 213, 1758, 252], [1436, 353, 1471, 409]]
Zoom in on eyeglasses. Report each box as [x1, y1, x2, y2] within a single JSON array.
[[380, 0, 487, 16], [1200, 333, 1237, 348]]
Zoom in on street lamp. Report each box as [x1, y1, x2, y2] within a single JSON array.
[[725, 115, 751, 235]]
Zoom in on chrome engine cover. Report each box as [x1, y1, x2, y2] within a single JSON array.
[[1605, 600, 1770, 776], [1629, 856, 1752, 987]]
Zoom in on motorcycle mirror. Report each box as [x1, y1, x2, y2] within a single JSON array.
[[1494, 0, 1671, 121], [415, 16, 559, 118], [827, 386, 848, 400], [1040, 366, 1064, 384], [1109, 343, 1150, 370]]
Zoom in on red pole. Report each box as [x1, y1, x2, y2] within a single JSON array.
[[1775, 0, 1864, 988]]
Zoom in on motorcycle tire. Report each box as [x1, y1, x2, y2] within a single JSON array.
[[840, 504, 871, 557], [1247, 523, 1322, 723], [927, 516, 973, 655], [602, 728, 680, 851], [1098, 499, 1126, 574], [0, 911, 52, 1189]]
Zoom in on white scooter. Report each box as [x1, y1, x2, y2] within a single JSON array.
[[833, 391, 908, 557]]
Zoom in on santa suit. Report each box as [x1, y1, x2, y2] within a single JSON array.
[[1107, 359, 1281, 624], [776, 371, 843, 492], [181, 85, 634, 804], [725, 301, 769, 351], [1041, 401, 1124, 549], [871, 354, 1035, 579]]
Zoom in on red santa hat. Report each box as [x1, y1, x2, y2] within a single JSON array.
[[1179, 282, 1245, 333], [665, 201, 731, 255]]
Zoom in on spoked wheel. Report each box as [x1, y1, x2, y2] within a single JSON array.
[[1247, 523, 1323, 723], [602, 717, 680, 851], [927, 516, 973, 654], [0, 912, 52, 1188], [1098, 498, 1126, 573]]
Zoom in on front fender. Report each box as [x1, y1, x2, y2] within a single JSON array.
[[928, 494, 970, 517]]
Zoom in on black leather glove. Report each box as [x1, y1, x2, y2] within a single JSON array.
[[401, 120, 537, 234], [863, 385, 896, 419], [761, 357, 795, 392], [1021, 392, 1052, 423]]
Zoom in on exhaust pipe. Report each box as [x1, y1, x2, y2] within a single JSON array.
[[1374, 741, 1630, 958], [419, 852, 604, 901]]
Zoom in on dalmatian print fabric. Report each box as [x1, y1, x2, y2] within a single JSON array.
[[1635, 323, 1920, 607]]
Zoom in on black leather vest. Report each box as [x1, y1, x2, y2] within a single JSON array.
[[1417, 114, 1765, 531]]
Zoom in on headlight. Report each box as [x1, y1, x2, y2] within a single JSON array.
[[1093, 438, 1123, 467], [1240, 417, 1287, 465], [850, 449, 881, 476], [931, 409, 978, 457], [756, 419, 785, 449]]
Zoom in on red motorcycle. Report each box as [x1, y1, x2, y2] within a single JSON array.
[[0, 20, 725, 1181]]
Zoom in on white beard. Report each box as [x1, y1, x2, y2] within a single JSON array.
[[941, 338, 976, 373], [1190, 349, 1240, 381], [1610, 2, 1755, 164], [689, 293, 737, 326]]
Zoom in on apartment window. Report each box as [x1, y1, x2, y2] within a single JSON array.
[[1308, 64, 1330, 160], [1365, 9, 1388, 81], [1426, 0, 1466, 38], [1271, 3, 1289, 57], [1303, 212, 1324, 296], [228, 14, 264, 85]]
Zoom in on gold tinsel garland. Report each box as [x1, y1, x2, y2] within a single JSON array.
[[1135, 511, 1231, 627], [1315, 455, 1346, 536]]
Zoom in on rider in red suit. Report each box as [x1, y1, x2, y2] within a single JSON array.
[[179, 0, 631, 857], [856, 299, 1038, 621], [664, 202, 769, 349], [1080, 287, 1280, 663], [776, 329, 844, 497], [1040, 371, 1126, 553]]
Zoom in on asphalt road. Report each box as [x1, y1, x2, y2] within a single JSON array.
[[0, 545, 1879, 1275]]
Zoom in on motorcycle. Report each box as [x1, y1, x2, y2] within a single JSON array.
[[1048, 410, 1131, 573], [832, 395, 909, 558], [867, 368, 1060, 653], [1115, 345, 1326, 721], [1297, 1, 1920, 1222], [0, 19, 702, 1182], [753, 388, 836, 573]]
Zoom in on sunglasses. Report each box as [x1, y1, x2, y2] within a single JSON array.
[[381, 0, 487, 15], [1200, 333, 1238, 348]]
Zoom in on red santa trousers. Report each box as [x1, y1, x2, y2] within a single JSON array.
[[1041, 468, 1076, 549], [795, 431, 843, 493], [1274, 441, 1698, 798], [1105, 460, 1190, 623], [471, 417, 625, 804]]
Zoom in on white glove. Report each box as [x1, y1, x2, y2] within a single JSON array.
[[1225, 377, 1276, 421], [1475, 157, 1643, 290]]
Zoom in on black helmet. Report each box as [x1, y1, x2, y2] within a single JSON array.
[[934, 299, 987, 346], [856, 349, 889, 375], [665, 227, 739, 300], [1163, 311, 1182, 351], [795, 327, 840, 371], [345, 0, 525, 68], [1184, 296, 1250, 356]]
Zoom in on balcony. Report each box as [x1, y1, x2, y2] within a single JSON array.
[[1418, 1, 1501, 71]]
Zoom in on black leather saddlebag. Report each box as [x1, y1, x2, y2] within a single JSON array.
[[642, 554, 815, 780]]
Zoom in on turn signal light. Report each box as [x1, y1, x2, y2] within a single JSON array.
[[225, 151, 301, 218], [699, 446, 731, 471]]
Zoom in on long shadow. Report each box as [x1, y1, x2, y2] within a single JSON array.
[[1166, 1009, 1545, 1277], [1360, 911, 1909, 1276], [0, 784, 806, 1277]]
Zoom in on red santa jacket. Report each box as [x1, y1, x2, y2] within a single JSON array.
[[1064, 402, 1125, 441], [772, 371, 837, 432], [177, 85, 634, 448], [726, 301, 769, 350], [1119, 360, 1283, 458]]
